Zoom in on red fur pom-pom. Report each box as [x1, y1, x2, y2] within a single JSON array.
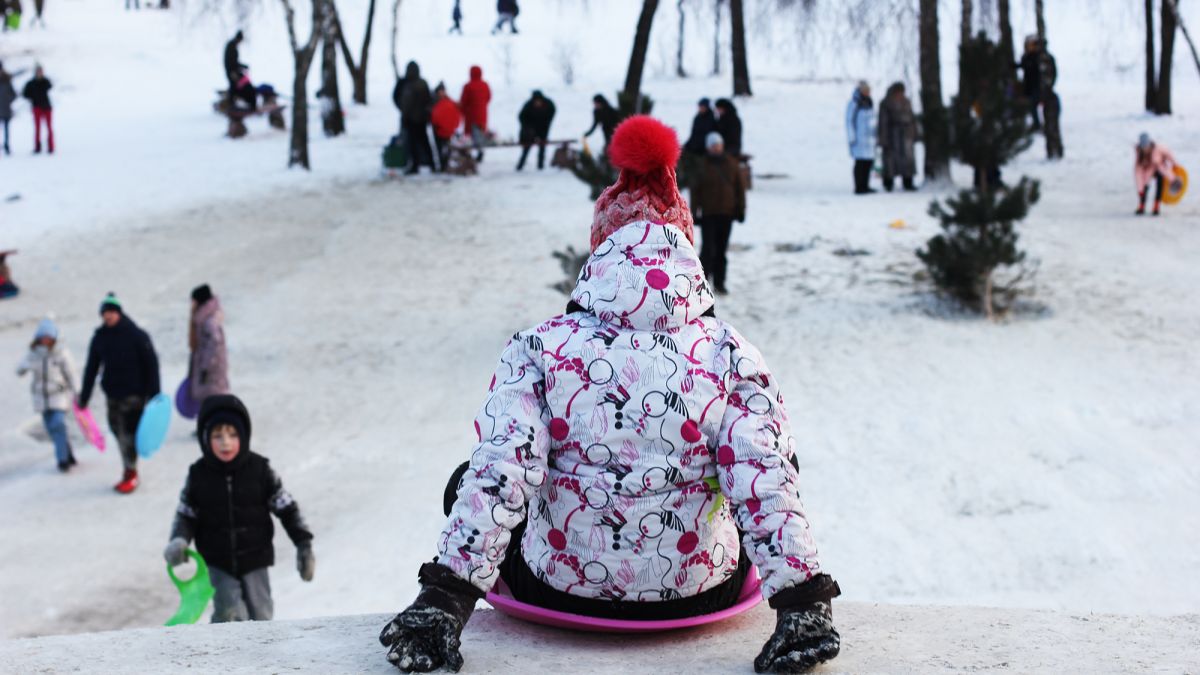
[[607, 115, 681, 174]]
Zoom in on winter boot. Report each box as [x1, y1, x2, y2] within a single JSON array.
[[1152, 201, 1161, 216], [114, 469, 139, 494], [68, 449, 78, 466], [57, 461, 70, 473]]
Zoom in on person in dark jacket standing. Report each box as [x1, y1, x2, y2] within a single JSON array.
[[491, 0, 518, 34], [1017, 35, 1044, 131], [877, 82, 918, 191], [689, 132, 746, 296], [713, 98, 742, 158], [164, 395, 314, 622], [79, 293, 161, 494], [683, 97, 716, 155], [22, 65, 52, 154], [582, 94, 619, 149], [223, 31, 245, 108], [516, 89, 554, 171], [0, 62, 16, 155], [1038, 39, 1062, 159], [395, 61, 434, 175]]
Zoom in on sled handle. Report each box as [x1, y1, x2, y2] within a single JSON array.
[[167, 549, 210, 589]]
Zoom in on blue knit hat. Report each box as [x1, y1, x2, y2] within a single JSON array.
[[34, 317, 58, 341]]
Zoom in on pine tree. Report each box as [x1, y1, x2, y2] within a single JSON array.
[[918, 33, 1040, 318]]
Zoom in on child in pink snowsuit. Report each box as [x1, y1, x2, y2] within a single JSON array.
[[380, 116, 841, 674], [1134, 132, 1178, 216]]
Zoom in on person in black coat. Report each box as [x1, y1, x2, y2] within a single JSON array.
[[583, 94, 619, 149], [517, 89, 555, 170], [395, 61, 434, 175], [684, 98, 717, 155], [492, 0, 518, 34], [164, 394, 314, 622], [713, 98, 742, 158], [1017, 35, 1043, 131], [22, 65, 53, 154], [79, 293, 161, 493]]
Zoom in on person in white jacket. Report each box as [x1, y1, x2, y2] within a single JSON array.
[[379, 117, 841, 674], [16, 317, 78, 471]]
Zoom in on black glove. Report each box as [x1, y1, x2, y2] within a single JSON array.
[[380, 563, 483, 673], [754, 574, 842, 673]]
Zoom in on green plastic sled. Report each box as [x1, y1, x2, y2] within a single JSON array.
[[165, 549, 216, 626]]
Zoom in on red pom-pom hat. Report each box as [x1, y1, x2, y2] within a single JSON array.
[[591, 115, 695, 252]]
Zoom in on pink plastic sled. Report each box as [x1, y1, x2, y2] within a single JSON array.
[[485, 567, 762, 633], [73, 403, 106, 451]]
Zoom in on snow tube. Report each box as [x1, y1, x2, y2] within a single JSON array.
[[175, 377, 200, 420], [1163, 165, 1188, 205], [136, 393, 172, 459], [165, 549, 215, 626], [72, 403, 106, 452], [485, 567, 763, 633]]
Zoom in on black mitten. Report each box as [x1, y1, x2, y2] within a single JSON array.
[[380, 563, 483, 673], [754, 574, 842, 673]]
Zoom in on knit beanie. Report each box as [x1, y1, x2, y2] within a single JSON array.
[[191, 284, 213, 306], [34, 316, 58, 341], [99, 292, 122, 315], [590, 115, 694, 252]]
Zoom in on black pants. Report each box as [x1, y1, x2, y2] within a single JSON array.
[[404, 122, 435, 173], [883, 175, 915, 192], [107, 395, 146, 471], [1043, 94, 1063, 159], [517, 139, 546, 170], [699, 215, 734, 292], [442, 461, 749, 620], [1139, 172, 1164, 209], [853, 159, 873, 194], [434, 136, 451, 172]]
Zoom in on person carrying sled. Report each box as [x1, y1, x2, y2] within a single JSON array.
[[459, 65, 491, 162], [16, 317, 78, 472], [164, 394, 315, 622], [379, 116, 841, 674], [78, 293, 161, 494], [845, 81, 875, 194], [1134, 132, 1179, 216], [582, 94, 619, 149], [189, 284, 229, 406], [877, 81, 918, 192], [516, 89, 554, 171], [22, 64, 52, 154]]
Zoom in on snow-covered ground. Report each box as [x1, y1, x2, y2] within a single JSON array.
[[2, 0, 1199, 642]]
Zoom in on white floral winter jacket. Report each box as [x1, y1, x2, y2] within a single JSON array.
[[438, 221, 821, 602]]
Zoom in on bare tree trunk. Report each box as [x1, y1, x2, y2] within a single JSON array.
[[1156, 0, 1179, 114], [1146, 0, 1157, 112], [282, 0, 324, 169], [1165, 0, 1200, 80], [959, 0, 973, 95], [320, 9, 345, 136], [333, 0, 376, 104], [997, 0, 1015, 70], [390, 0, 402, 80], [1034, 0, 1045, 40], [623, 0, 660, 113], [712, 0, 722, 76], [730, 0, 751, 95], [676, 0, 687, 77], [920, 0, 951, 183]]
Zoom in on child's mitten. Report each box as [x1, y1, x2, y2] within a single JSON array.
[[379, 563, 483, 673], [297, 543, 315, 582], [754, 574, 842, 673], [163, 537, 189, 566]]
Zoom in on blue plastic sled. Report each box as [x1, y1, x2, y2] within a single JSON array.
[[136, 393, 172, 458]]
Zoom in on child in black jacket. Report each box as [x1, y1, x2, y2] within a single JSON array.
[[164, 394, 314, 622]]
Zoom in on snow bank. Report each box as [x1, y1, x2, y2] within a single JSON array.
[[2, 603, 1197, 673]]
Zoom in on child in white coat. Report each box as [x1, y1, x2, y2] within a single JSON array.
[[16, 317, 78, 471]]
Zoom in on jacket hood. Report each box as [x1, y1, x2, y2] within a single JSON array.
[[197, 394, 252, 471], [469, 65, 482, 80], [570, 221, 713, 331], [405, 61, 421, 79]]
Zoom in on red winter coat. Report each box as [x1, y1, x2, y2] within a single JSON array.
[[431, 98, 462, 140], [459, 66, 491, 132]]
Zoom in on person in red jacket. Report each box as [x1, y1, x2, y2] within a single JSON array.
[[430, 83, 462, 173], [459, 65, 490, 162]]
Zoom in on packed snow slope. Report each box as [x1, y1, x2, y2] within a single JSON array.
[[2, 0, 1199, 642], [3, 604, 1199, 673]]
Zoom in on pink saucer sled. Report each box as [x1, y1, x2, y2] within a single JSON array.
[[73, 404, 106, 451], [485, 567, 762, 633]]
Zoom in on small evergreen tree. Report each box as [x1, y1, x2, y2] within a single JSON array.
[[918, 34, 1040, 318], [569, 93, 654, 200]]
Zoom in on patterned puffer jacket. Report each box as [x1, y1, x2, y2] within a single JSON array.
[[437, 220, 822, 602]]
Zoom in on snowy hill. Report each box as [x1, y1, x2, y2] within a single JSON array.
[[2, 0, 1199, 645]]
